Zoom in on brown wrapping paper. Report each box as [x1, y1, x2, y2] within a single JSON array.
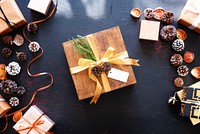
[[178, 0, 200, 34], [0, 0, 26, 35], [0, 94, 11, 118]]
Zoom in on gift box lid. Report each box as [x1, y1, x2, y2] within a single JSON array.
[[139, 20, 160, 41]]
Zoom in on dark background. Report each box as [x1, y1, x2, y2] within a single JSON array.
[[1, 0, 200, 133]]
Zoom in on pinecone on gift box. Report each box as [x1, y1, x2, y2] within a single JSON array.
[[170, 54, 183, 66], [0, 79, 18, 94], [162, 11, 174, 24], [102, 62, 112, 73], [177, 65, 189, 76], [92, 66, 103, 77], [2, 47, 12, 58], [172, 39, 185, 52]]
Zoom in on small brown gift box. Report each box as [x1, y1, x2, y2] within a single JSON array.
[[0, 94, 11, 118], [139, 20, 160, 41], [62, 26, 137, 101], [178, 0, 200, 34], [0, 0, 26, 35], [13, 105, 55, 134]]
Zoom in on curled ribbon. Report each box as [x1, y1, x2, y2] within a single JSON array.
[[0, 0, 58, 132], [70, 34, 140, 104], [184, 0, 200, 30], [16, 114, 53, 134]]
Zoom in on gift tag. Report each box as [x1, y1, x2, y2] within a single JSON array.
[[107, 68, 129, 83]]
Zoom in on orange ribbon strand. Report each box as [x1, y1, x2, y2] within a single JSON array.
[[0, 0, 58, 132]]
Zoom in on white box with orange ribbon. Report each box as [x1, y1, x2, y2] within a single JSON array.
[[13, 105, 55, 134]]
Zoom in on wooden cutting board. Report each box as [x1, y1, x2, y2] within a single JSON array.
[[62, 26, 137, 100]]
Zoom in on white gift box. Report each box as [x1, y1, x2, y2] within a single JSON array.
[[13, 105, 55, 134], [27, 0, 52, 15]]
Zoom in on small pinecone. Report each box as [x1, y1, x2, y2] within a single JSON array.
[[102, 62, 112, 73], [16, 86, 26, 95], [170, 54, 183, 66], [16, 52, 27, 61], [160, 25, 177, 41], [27, 23, 38, 33], [0, 79, 18, 94], [177, 65, 189, 76], [162, 11, 174, 24], [9, 97, 19, 107], [172, 39, 185, 51], [144, 8, 154, 19], [2, 47, 12, 58], [174, 77, 184, 87], [92, 66, 103, 77], [1, 35, 13, 45]]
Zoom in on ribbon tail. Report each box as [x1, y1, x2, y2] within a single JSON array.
[[101, 72, 111, 93], [89, 74, 102, 104], [70, 65, 90, 74]]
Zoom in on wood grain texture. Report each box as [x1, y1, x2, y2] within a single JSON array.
[[62, 26, 136, 100]]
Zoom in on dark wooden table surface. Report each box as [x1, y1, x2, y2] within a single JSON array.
[[1, 0, 200, 133]]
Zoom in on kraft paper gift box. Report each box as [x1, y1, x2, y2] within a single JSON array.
[[178, 0, 200, 34], [27, 0, 52, 15], [177, 82, 200, 125], [0, 0, 26, 35], [139, 20, 160, 41], [62, 26, 139, 103], [13, 105, 55, 134], [0, 94, 11, 118]]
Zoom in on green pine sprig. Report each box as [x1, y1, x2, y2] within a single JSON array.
[[70, 35, 96, 61]]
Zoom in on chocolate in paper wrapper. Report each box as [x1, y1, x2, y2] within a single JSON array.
[[13, 105, 55, 134], [0, 94, 11, 118], [178, 0, 200, 34], [0, 0, 26, 35]]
